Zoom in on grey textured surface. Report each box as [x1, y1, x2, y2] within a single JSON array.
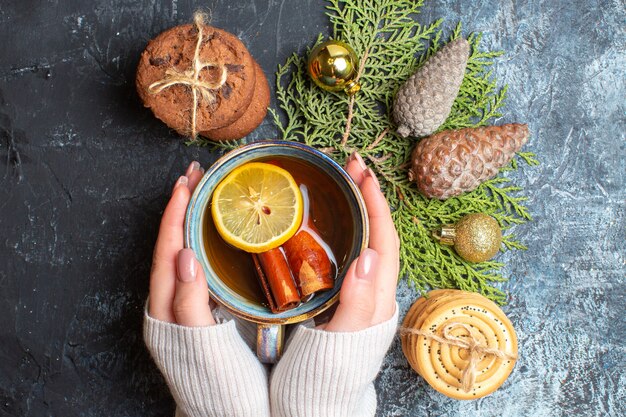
[[0, 1, 624, 416]]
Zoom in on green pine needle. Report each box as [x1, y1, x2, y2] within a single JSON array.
[[192, 0, 539, 304]]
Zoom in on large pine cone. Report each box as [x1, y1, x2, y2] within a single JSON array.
[[393, 38, 470, 138], [408, 124, 529, 199]]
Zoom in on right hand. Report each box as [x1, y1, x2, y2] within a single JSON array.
[[324, 152, 400, 332]]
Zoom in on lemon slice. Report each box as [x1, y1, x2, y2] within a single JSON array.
[[211, 162, 303, 253]]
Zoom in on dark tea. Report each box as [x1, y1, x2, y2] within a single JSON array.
[[203, 156, 354, 308]]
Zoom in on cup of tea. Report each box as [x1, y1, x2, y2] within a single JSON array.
[[184, 140, 369, 363]]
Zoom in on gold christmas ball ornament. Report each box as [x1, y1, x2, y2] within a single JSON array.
[[307, 40, 361, 95], [433, 213, 502, 263]]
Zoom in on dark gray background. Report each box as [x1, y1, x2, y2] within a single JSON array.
[[0, 1, 624, 416]]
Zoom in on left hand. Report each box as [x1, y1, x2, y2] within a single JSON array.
[[323, 152, 400, 332], [148, 161, 215, 327]]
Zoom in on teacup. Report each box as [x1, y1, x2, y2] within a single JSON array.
[[184, 140, 369, 363]]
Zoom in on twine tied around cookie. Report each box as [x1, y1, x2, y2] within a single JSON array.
[[400, 322, 517, 392], [147, 12, 227, 139]]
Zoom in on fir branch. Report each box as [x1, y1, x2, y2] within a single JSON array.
[[501, 233, 528, 251], [518, 151, 540, 166], [191, 0, 539, 303]]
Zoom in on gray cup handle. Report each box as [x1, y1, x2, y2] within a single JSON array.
[[257, 323, 284, 363]]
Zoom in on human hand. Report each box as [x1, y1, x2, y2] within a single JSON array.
[[323, 152, 400, 332], [148, 161, 215, 327]]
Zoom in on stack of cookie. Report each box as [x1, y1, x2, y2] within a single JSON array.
[[136, 15, 269, 141], [401, 289, 518, 400]]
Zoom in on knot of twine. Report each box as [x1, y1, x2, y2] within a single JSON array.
[[148, 12, 227, 139], [400, 322, 517, 392]]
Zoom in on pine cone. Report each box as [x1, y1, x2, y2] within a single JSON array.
[[408, 124, 529, 200], [393, 38, 470, 138]]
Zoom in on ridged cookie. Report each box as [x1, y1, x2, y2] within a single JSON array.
[[402, 290, 518, 400]]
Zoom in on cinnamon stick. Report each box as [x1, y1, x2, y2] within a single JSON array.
[[252, 248, 300, 313], [283, 231, 334, 299]]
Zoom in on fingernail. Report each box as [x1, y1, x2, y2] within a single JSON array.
[[365, 168, 380, 189], [177, 248, 197, 283], [356, 248, 378, 280], [173, 175, 188, 193], [185, 161, 201, 176], [349, 151, 367, 170]]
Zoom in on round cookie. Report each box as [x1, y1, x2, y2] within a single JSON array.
[[402, 290, 518, 400], [136, 23, 256, 135], [417, 296, 517, 400], [403, 290, 461, 375], [204, 60, 270, 141], [406, 291, 503, 377]]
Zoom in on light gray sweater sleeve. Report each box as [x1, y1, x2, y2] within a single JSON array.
[[269, 306, 399, 417], [144, 312, 271, 417]]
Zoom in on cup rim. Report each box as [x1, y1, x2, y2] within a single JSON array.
[[184, 140, 369, 325]]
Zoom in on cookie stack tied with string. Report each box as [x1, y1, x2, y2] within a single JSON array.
[[136, 12, 270, 141], [400, 290, 518, 400]]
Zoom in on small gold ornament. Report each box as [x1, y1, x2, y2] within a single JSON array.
[[433, 213, 502, 263], [307, 40, 361, 95]]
